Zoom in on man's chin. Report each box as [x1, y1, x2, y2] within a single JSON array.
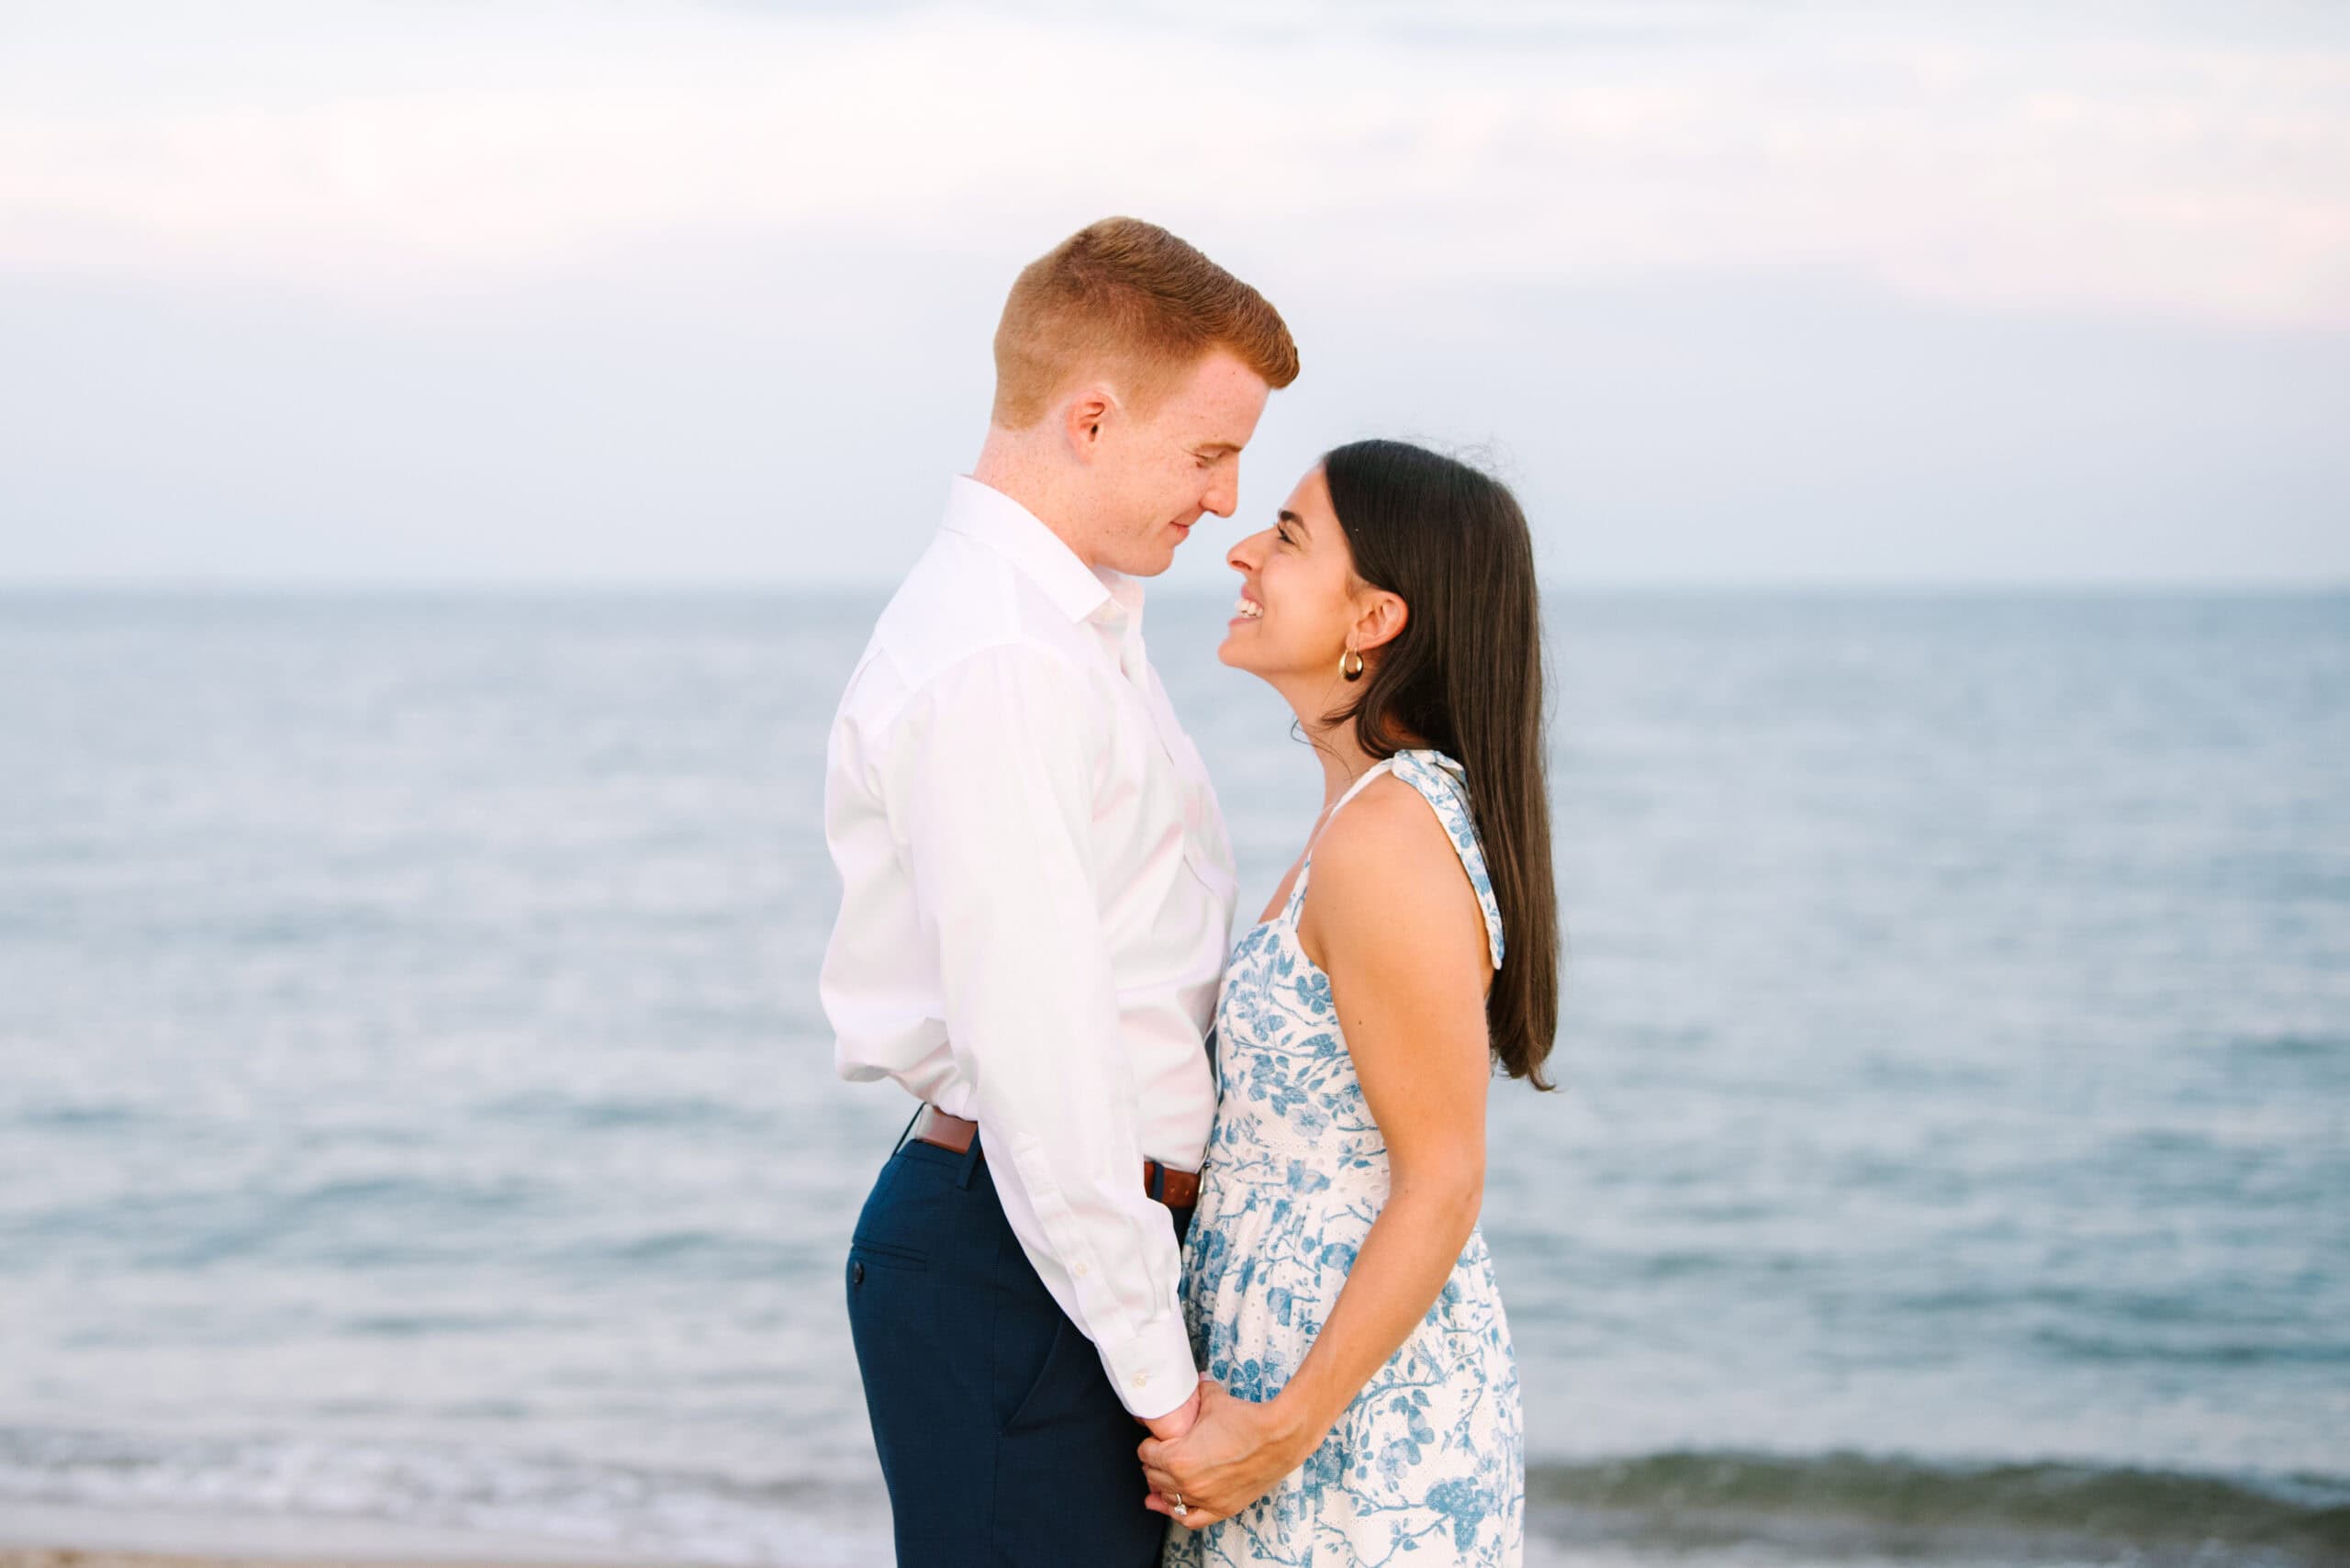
[[1121, 545, 1181, 578]]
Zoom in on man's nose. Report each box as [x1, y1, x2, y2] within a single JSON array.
[[1202, 474, 1238, 519]]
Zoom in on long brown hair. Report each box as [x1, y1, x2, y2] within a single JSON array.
[[1322, 440, 1560, 1089]]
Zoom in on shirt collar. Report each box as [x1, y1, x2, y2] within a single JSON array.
[[942, 476, 1139, 626]]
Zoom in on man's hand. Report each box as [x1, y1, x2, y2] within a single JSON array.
[[1136, 1379, 1315, 1531], [1139, 1381, 1204, 1443]]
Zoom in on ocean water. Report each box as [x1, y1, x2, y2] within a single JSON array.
[[0, 589, 2344, 1566]]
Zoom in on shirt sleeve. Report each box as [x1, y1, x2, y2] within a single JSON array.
[[890, 642, 1199, 1418]]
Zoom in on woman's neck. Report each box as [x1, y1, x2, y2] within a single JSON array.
[[1292, 704, 1387, 810], [1271, 672, 1430, 808]]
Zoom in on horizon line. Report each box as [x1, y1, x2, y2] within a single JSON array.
[[2, 577, 2344, 599]]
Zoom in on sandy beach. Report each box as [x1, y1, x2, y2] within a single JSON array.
[[0, 1555, 556, 1568], [0, 1552, 690, 1568], [0, 1516, 705, 1568]]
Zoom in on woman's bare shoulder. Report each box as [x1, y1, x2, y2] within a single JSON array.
[[1303, 774, 1489, 974]]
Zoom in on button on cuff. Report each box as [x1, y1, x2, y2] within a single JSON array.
[[1101, 1314, 1198, 1420]]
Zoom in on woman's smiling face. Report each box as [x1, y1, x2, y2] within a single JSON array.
[[1219, 465, 1362, 683]]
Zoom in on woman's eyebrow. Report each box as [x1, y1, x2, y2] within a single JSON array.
[[1279, 509, 1311, 538]]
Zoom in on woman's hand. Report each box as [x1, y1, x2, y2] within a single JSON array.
[[1136, 1379, 1316, 1530]]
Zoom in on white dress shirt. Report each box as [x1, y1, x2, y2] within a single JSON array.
[[820, 476, 1238, 1418]]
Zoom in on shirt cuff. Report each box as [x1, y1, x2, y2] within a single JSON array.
[[1096, 1311, 1200, 1421]]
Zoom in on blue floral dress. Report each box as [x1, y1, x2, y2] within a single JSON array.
[[1168, 749, 1524, 1568]]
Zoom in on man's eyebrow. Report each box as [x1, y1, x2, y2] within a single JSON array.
[[1196, 442, 1242, 456]]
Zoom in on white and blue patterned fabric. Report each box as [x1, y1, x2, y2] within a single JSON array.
[[1168, 749, 1523, 1568]]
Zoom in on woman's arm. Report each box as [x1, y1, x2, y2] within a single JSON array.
[[1141, 778, 1494, 1527]]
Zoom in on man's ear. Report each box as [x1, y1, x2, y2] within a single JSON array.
[[1061, 386, 1117, 461], [1353, 589, 1409, 654]]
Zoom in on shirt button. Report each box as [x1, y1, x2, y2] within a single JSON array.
[[1130, 1371, 1149, 1388], [851, 1261, 866, 1286], [1073, 1261, 1089, 1277]]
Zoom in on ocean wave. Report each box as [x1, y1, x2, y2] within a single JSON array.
[[5, 1427, 2344, 1567], [1528, 1450, 2350, 1563], [0, 1425, 880, 1567]]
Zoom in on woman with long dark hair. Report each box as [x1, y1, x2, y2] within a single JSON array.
[[1141, 440, 1558, 1566]]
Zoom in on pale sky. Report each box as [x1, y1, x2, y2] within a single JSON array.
[[2, 0, 2345, 587]]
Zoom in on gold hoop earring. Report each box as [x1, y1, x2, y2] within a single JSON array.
[[1340, 647, 1365, 682]]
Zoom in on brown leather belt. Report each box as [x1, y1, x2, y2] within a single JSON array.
[[910, 1103, 1200, 1209]]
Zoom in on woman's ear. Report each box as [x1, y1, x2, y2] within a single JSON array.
[[1352, 588, 1409, 654]]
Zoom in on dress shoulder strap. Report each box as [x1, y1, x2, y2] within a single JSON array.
[[1386, 750, 1506, 969], [1282, 758, 1395, 919], [1309, 758, 1396, 851]]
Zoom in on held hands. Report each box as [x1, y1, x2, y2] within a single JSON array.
[[1140, 1383, 1204, 1443], [1137, 1378, 1315, 1531]]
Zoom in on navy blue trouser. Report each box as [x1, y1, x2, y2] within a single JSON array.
[[846, 1132, 1192, 1566]]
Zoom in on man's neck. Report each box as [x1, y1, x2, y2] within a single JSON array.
[[970, 436, 1097, 572]]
